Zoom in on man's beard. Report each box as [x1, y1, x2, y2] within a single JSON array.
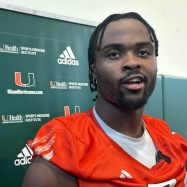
[[97, 72, 157, 111], [117, 88, 151, 110], [116, 76, 156, 110]]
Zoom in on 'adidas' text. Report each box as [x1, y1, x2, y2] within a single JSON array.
[[57, 46, 79, 66], [14, 144, 33, 166], [14, 157, 32, 166]]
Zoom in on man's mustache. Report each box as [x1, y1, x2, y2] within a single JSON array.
[[119, 70, 147, 84]]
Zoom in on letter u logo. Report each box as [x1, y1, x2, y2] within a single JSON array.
[[15, 72, 35, 87], [64, 106, 80, 116]]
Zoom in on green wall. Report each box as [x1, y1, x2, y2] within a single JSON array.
[[162, 76, 187, 137], [144, 75, 187, 138], [144, 75, 163, 119]]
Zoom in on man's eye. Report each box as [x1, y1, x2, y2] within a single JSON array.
[[107, 52, 121, 59], [137, 49, 151, 57]]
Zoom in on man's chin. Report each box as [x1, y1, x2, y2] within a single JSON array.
[[117, 97, 148, 111]]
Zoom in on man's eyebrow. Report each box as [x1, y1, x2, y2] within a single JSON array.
[[99, 44, 124, 51], [99, 42, 154, 51], [135, 42, 154, 48]]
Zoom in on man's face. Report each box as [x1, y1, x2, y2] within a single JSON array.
[[93, 18, 157, 110]]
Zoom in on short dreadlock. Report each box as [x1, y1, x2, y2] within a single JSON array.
[[88, 12, 158, 96]]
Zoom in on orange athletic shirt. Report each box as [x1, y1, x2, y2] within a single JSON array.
[[28, 110, 187, 187]]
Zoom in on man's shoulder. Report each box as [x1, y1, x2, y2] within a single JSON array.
[[143, 114, 166, 124], [55, 110, 92, 124], [28, 109, 96, 157], [143, 114, 171, 134], [42, 109, 95, 136]]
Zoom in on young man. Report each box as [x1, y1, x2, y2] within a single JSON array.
[[22, 12, 187, 187]]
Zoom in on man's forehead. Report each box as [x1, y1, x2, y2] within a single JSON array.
[[104, 18, 149, 35], [100, 18, 151, 47]]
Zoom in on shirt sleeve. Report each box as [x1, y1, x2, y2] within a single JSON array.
[[27, 117, 79, 176]]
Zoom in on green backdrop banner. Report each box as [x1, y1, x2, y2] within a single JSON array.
[[0, 8, 95, 186]]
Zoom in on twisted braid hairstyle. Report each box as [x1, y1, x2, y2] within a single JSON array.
[[88, 12, 158, 97]]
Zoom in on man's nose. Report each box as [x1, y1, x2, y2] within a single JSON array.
[[122, 52, 141, 70]]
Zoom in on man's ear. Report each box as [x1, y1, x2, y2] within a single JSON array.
[[91, 63, 97, 79]]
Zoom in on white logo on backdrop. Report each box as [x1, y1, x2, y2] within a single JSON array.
[[57, 46, 79, 66], [14, 144, 33, 166]]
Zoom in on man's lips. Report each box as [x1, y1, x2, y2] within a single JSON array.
[[120, 74, 145, 91]]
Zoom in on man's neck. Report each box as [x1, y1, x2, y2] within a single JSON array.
[[95, 96, 144, 138]]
